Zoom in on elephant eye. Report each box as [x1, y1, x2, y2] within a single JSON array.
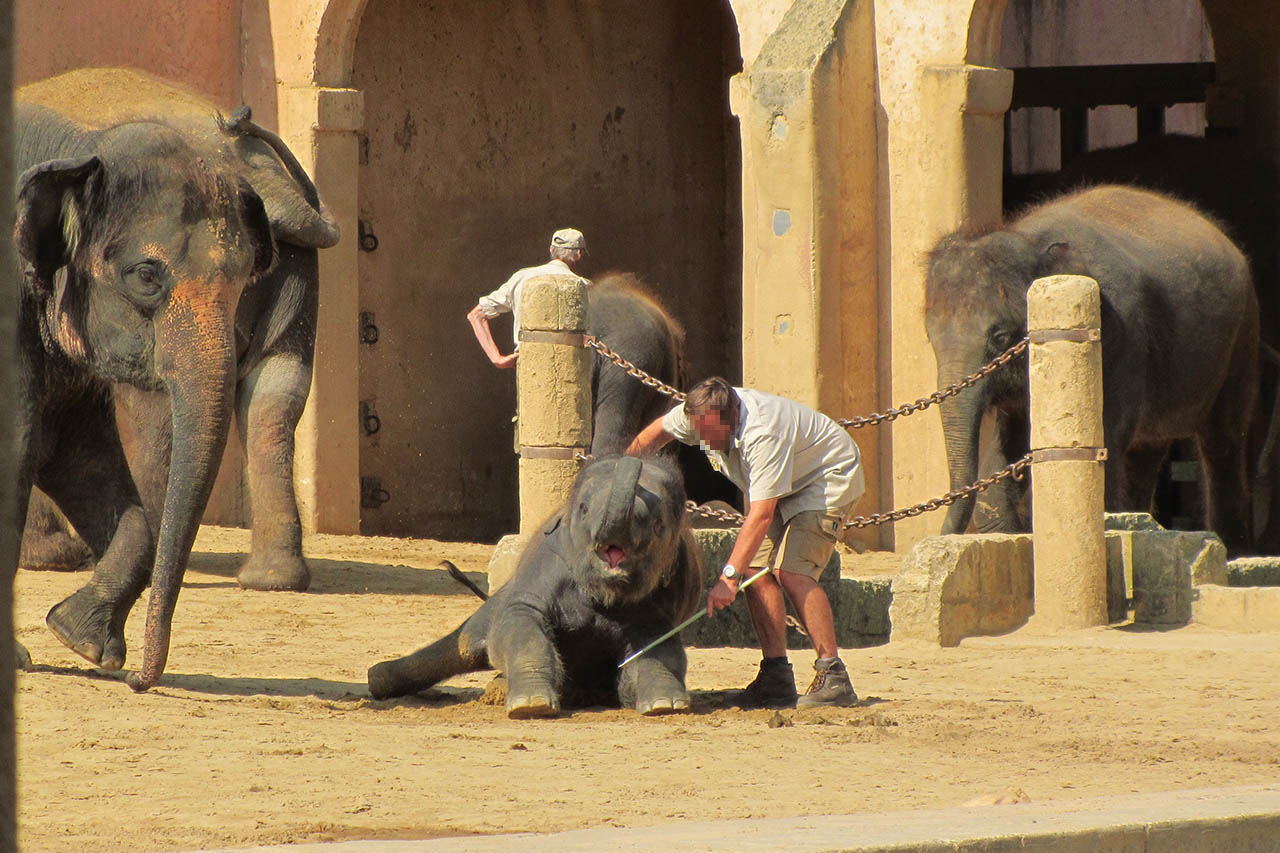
[[578, 502, 588, 516], [123, 260, 166, 302]]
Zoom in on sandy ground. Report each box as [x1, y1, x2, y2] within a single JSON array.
[[13, 526, 1280, 851]]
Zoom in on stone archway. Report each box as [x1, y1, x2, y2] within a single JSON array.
[[296, 1, 746, 541]]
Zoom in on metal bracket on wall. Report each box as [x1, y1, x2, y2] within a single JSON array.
[[1028, 328, 1101, 344], [359, 311, 379, 345], [359, 400, 381, 436], [519, 446, 589, 460], [1032, 447, 1108, 464], [358, 218, 379, 252], [360, 476, 391, 509]]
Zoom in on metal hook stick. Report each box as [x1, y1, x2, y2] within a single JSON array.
[[618, 567, 773, 668]]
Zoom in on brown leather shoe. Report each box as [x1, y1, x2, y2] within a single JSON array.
[[797, 657, 858, 707]]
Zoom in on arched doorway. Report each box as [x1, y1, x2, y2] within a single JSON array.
[[350, 1, 743, 540]]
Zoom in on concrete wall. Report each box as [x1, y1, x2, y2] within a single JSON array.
[[13, 0, 1279, 549], [351, 0, 742, 539], [15, 1, 243, 109], [1001, 0, 1213, 174]]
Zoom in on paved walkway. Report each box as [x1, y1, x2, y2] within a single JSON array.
[[230, 782, 1280, 852]]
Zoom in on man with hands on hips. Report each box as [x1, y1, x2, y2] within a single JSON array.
[[627, 377, 863, 708]]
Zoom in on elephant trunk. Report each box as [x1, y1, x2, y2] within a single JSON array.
[[126, 278, 237, 692], [937, 363, 987, 535], [597, 456, 644, 546]]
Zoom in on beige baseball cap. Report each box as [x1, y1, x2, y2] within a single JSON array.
[[550, 228, 587, 251]]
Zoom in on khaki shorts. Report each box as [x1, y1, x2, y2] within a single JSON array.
[[750, 508, 849, 581]]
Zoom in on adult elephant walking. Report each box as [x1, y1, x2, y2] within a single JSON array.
[[925, 185, 1258, 554], [17, 68, 339, 592], [10, 90, 296, 688]]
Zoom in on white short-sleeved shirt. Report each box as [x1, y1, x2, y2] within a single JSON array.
[[477, 258, 590, 348], [662, 387, 865, 521]]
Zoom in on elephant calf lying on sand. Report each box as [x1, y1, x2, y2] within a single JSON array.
[[368, 455, 702, 717]]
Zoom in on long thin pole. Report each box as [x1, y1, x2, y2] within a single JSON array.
[[618, 567, 772, 668]]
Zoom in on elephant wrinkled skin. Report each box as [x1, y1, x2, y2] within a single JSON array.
[[925, 185, 1258, 555], [368, 456, 702, 717], [17, 68, 339, 593], [9, 98, 282, 689]]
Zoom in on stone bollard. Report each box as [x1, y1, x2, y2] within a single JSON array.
[[1027, 275, 1108, 629], [515, 275, 592, 538]]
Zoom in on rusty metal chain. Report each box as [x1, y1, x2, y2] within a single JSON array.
[[835, 338, 1029, 429], [574, 334, 1035, 527], [681, 453, 1034, 528], [586, 334, 1029, 429], [585, 336, 687, 402]]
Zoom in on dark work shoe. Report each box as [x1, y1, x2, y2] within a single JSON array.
[[797, 657, 858, 708], [736, 657, 798, 709]]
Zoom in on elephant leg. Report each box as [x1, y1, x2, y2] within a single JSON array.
[[368, 606, 492, 700], [618, 632, 689, 716], [18, 487, 93, 571], [41, 404, 153, 671], [234, 353, 311, 591], [1197, 429, 1254, 555], [1123, 443, 1171, 516], [973, 409, 1029, 533], [489, 605, 563, 718]]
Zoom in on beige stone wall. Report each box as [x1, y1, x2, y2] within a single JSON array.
[[17, 0, 1277, 549], [15, 1, 243, 108]]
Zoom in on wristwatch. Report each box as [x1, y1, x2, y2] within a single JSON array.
[[721, 564, 740, 582]]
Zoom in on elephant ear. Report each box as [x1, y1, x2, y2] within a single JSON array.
[[14, 156, 102, 277], [236, 177, 275, 275], [15, 156, 101, 362]]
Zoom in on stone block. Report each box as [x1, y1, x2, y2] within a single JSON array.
[[1226, 556, 1280, 587], [1131, 531, 1224, 625], [889, 534, 1033, 647], [1105, 512, 1164, 531], [485, 533, 531, 593], [836, 576, 892, 647], [683, 527, 842, 650], [1104, 531, 1132, 622], [1193, 586, 1280, 631]]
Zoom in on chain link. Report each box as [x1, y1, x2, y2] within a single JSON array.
[[681, 453, 1034, 528], [585, 336, 687, 402], [587, 334, 1029, 429], [574, 334, 1035, 527], [835, 338, 1028, 428]]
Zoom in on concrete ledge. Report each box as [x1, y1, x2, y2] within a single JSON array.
[[1227, 556, 1280, 587], [1193, 584, 1280, 631], [231, 783, 1280, 851]]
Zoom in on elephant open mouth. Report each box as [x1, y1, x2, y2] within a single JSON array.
[[597, 544, 628, 574]]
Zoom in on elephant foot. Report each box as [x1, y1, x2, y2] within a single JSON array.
[[15, 641, 32, 672], [45, 587, 127, 671], [507, 692, 560, 719], [367, 659, 409, 700], [636, 692, 691, 716], [19, 529, 94, 572], [237, 551, 311, 592]]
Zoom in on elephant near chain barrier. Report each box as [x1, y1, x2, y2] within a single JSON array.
[[925, 184, 1258, 555], [10, 68, 338, 689], [369, 455, 702, 717]]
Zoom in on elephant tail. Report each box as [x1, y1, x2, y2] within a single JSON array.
[[367, 606, 492, 700]]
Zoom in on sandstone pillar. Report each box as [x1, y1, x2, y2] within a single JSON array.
[[516, 276, 592, 536], [1027, 275, 1108, 629], [277, 84, 363, 534]]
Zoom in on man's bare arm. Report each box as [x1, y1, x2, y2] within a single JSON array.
[[467, 304, 517, 369], [626, 416, 675, 456]]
